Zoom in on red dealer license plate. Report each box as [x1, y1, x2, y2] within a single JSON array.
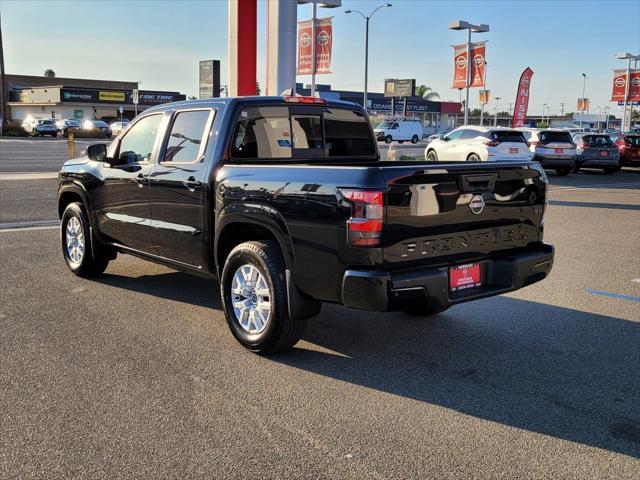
[[600, 151, 609, 156], [449, 263, 482, 293], [510, 147, 518, 153], [555, 148, 564, 154]]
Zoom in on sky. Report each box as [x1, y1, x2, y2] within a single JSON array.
[[1, 0, 639, 116]]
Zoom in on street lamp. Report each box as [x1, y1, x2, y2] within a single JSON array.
[[494, 96, 501, 126], [542, 102, 547, 125], [616, 52, 640, 132], [579, 73, 586, 128], [346, 3, 392, 112], [449, 20, 490, 126]]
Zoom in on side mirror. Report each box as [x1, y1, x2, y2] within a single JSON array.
[[87, 143, 107, 162], [443, 136, 451, 142]]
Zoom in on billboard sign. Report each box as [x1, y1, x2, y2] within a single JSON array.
[[384, 79, 415, 98], [511, 67, 534, 128], [479, 89, 490, 105], [199, 60, 221, 98], [297, 17, 333, 75]]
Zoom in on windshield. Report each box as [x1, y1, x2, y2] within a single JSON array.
[[377, 122, 393, 129], [539, 131, 573, 143], [490, 131, 527, 143], [624, 136, 640, 146], [583, 135, 613, 146]]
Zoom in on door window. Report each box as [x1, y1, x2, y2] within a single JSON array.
[[231, 107, 292, 159], [291, 115, 323, 149], [445, 130, 464, 141], [162, 110, 213, 163], [117, 114, 163, 165]]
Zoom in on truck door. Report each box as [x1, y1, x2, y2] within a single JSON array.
[[93, 113, 164, 253], [147, 108, 216, 268]]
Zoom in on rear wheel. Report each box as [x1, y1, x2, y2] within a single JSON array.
[[385, 135, 392, 144], [61, 202, 110, 277], [220, 240, 307, 354], [426, 149, 438, 161], [467, 153, 481, 162], [556, 168, 571, 176], [411, 135, 419, 144]]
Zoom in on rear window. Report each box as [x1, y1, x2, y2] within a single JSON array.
[[624, 136, 640, 146], [230, 105, 375, 160], [583, 135, 613, 146], [489, 131, 527, 143], [539, 131, 573, 143]]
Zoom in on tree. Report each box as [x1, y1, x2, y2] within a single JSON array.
[[256, 82, 261, 95], [469, 108, 482, 117], [415, 84, 440, 101], [43, 69, 55, 78]]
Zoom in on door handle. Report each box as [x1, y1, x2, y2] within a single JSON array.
[[184, 176, 202, 192], [135, 173, 147, 187]]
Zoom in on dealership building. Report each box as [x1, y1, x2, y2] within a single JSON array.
[[5, 74, 186, 122]]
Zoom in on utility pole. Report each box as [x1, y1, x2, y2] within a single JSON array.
[[508, 103, 513, 116], [580, 73, 586, 128], [494, 96, 501, 126], [560, 102, 565, 117]]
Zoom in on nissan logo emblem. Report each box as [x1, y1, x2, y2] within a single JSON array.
[[456, 55, 466, 69], [469, 195, 485, 215], [317, 30, 330, 46], [300, 32, 311, 47], [615, 77, 626, 88]]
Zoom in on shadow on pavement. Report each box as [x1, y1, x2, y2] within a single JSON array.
[[99, 271, 221, 309], [274, 297, 640, 458]]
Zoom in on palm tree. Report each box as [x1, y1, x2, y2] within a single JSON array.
[[415, 84, 440, 101]]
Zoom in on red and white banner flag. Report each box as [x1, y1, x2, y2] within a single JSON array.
[[511, 67, 534, 128], [451, 42, 486, 89], [297, 17, 333, 75], [611, 69, 640, 102], [577, 98, 589, 111]]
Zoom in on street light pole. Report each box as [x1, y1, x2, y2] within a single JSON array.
[[346, 4, 392, 113], [580, 73, 586, 128], [449, 20, 489, 126], [542, 103, 547, 125], [494, 96, 501, 126]]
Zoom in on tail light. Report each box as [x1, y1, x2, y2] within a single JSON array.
[[483, 140, 500, 147], [284, 96, 326, 105], [340, 189, 383, 247]]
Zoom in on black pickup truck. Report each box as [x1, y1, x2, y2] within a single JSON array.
[[57, 96, 554, 353]]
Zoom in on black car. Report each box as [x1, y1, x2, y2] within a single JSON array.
[[57, 96, 553, 353], [82, 119, 113, 138]]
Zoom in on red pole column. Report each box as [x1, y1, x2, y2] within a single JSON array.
[[229, 0, 257, 96]]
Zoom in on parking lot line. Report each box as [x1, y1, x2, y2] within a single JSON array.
[[0, 220, 59, 232], [0, 172, 59, 180], [549, 182, 640, 191], [585, 289, 640, 303]]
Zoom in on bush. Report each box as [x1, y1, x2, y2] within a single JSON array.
[[71, 129, 109, 139], [2, 122, 28, 137]]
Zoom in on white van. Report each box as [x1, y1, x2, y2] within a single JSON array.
[[374, 119, 423, 144]]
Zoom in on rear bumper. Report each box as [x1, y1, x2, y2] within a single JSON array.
[[341, 243, 554, 312], [578, 155, 619, 168], [534, 155, 577, 169]]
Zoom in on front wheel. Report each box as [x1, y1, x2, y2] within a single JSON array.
[[385, 135, 392, 144], [467, 153, 481, 162], [221, 241, 307, 354], [426, 149, 438, 161], [61, 202, 110, 277], [411, 135, 419, 144]]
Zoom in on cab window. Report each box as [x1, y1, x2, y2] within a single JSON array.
[[231, 107, 292, 159], [116, 114, 163, 165], [162, 109, 213, 163], [445, 130, 463, 141]]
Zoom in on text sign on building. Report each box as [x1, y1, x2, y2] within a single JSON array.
[[384, 79, 415, 98], [199, 60, 221, 98]]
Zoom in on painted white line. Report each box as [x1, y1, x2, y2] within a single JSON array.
[[549, 182, 640, 192], [632, 278, 640, 284], [0, 220, 59, 232], [0, 172, 59, 180]]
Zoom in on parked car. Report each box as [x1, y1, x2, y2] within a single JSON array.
[[426, 128, 453, 144], [425, 126, 533, 162], [57, 95, 553, 353], [21, 118, 58, 137], [56, 119, 81, 137], [571, 133, 620, 174], [614, 133, 640, 167], [517, 128, 577, 176], [110, 120, 130, 136], [82, 119, 112, 138], [374, 119, 423, 144]]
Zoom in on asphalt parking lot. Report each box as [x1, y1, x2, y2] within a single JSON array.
[[1, 137, 639, 478]]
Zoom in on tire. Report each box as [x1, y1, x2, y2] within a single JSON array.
[[426, 149, 438, 161], [556, 168, 571, 176], [403, 304, 450, 317], [603, 167, 616, 174], [411, 135, 419, 144], [467, 153, 481, 162], [385, 135, 392, 144], [220, 240, 307, 354], [61, 202, 110, 277]]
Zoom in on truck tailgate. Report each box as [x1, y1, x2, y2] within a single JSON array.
[[380, 162, 547, 267]]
